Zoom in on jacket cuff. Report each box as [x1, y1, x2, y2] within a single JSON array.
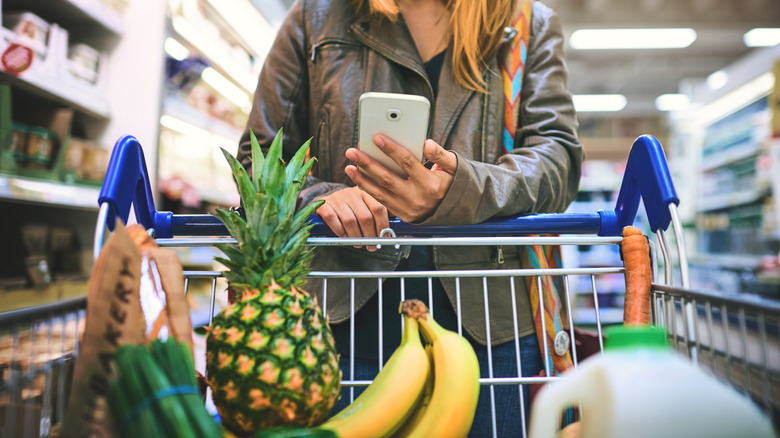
[[415, 152, 473, 225]]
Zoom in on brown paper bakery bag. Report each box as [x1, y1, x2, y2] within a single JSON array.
[[127, 223, 194, 356], [146, 247, 194, 356], [60, 222, 196, 437], [60, 222, 144, 438]]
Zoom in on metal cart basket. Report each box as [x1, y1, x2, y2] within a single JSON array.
[[1, 134, 778, 437]]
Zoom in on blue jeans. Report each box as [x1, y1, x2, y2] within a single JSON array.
[[332, 333, 542, 437]]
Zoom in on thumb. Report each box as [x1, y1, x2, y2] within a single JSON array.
[[424, 139, 457, 173]]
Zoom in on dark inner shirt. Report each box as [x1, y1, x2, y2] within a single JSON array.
[[425, 49, 446, 98]]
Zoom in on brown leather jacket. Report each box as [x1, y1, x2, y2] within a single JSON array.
[[239, 0, 583, 345]]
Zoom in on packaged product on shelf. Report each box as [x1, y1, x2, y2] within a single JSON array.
[[24, 125, 57, 169], [2, 11, 49, 55], [9, 121, 28, 164], [67, 43, 100, 84], [21, 223, 51, 286], [63, 137, 86, 175], [79, 141, 110, 182]]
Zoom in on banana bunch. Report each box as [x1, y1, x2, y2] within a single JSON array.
[[319, 312, 430, 438], [318, 299, 480, 438], [396, 299, 481, 438]]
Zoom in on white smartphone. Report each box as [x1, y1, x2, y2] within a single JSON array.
[[357, 92, 431, 178]]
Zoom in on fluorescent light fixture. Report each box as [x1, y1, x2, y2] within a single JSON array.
[[707, 70, 728, 91], [655, 94, 690, 111], [569, 28, 697, 50], [201, 67, 251, 108], [743, 28, 780, 47], [573, 94, 627, 112], [164, 38, 190, 61]]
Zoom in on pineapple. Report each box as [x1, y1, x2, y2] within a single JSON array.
[[206, 129, 341, 436]]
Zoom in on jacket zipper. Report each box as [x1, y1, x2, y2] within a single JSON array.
[[481, 70, 490, 163], [310, 39, 362, 63], [352, 35, 434, 101]]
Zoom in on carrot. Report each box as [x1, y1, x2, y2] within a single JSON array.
[[621, 226, 652, 325], [127, 223, 158, 250]]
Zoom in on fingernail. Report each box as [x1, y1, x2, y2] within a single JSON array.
[[374, 135, 385, 148], [345, 148, 357, 161]]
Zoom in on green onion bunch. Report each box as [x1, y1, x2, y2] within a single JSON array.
[[108, 339, 222, 438]]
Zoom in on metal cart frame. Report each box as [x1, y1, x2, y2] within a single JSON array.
[[1, 134, 778, 437]]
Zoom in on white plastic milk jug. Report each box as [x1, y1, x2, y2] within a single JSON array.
[[529, 326, 776, 438]]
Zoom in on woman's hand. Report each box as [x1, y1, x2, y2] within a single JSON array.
[[315, 186, 389, 252], [344, 135, 458, 223]]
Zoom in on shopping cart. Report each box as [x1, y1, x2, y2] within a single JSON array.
[[1, 134, 777, 437]]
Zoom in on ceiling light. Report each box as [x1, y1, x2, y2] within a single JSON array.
[[573, 94, 627, 112], [706, 70, 728, 91], [569, 28, 697, 50], [655, 94, 690, 112], [164, 38, 190, 61], [743, 28, 780, 47]]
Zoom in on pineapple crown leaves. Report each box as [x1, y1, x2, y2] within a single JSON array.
[[215, 129, 324, 289]]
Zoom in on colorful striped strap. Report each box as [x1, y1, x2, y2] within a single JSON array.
[[499, 0, 574, 376], [500, 0, 532, 154]]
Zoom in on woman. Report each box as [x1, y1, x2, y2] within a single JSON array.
[[238, 0, 582, 435]]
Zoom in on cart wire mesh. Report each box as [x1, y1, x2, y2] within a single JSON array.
[[2, 133, 778, 437]]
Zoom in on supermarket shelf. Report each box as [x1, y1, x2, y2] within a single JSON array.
[[690, 253, 764, 270], [0, 174, 100, 210], [170, 16, 257, 95], [0, 68, 110, 120], [3, 0, 125, 37], [701, 139, 763, 172], [0, 23, 111, 120], [0, 279, 88, 313], [697, 186, 770, 212], [163, 95, 243, 143]]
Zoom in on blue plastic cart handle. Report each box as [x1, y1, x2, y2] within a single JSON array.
[[98, 135, 172, 234], [98, 134, 678, 238], [607, 134, 679, 235]]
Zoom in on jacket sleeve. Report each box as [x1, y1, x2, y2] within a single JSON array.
[[238, 0, 345, 207], [418, 3, 583, 225]]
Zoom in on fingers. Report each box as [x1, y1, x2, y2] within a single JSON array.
[[344, 137, 456, 223], [315, 187, 388, 251], [363, 190, 390, 236], [423, 139, 457, 173]]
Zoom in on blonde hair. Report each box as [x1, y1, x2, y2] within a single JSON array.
[[355, 0, 515, 92]]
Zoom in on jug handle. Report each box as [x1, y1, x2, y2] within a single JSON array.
[[528, 367, 600, 438]]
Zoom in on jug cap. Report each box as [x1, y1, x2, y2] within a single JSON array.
[[604, 326, 668, 351]]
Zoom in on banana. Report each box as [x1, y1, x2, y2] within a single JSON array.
[[397, 299, 481, 438], [391, 344, 434, 436], [319, 314, 430, 438]]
